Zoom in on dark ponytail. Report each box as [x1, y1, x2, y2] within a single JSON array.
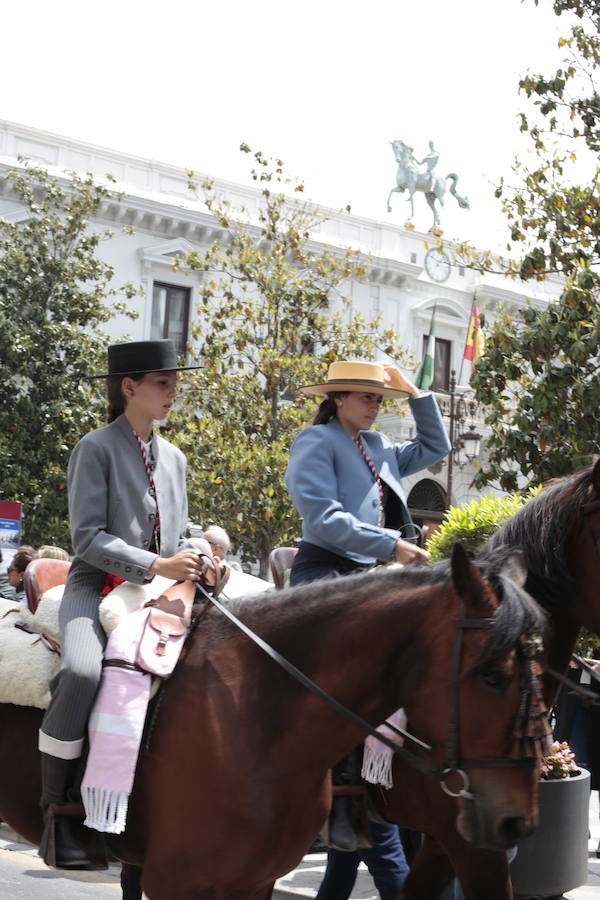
[[106, 373, 146, 423], [312, 392, 347, 425]]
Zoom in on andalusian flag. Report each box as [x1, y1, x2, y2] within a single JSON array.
[[415, 306, 436, 391], [464, 302, 484, 362]]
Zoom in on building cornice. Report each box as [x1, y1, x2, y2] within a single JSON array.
[[0, 119, 565, 308], [474, 282, 548, 312]]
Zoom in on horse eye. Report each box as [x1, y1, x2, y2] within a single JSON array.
[[481, 668, 508, 691]]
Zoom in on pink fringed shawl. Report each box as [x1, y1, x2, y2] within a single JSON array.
[[361, 708, 407, 789], [81, 605, 185, 833]]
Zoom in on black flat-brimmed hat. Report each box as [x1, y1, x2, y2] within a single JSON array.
[[85, 340, 202, 379]]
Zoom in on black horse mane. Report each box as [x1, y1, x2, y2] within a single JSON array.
[[480, 467, 593, 613], [472, 548, 547, 669], [218, 551, 546, 668]]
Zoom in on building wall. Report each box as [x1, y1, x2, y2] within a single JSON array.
[[0, 119, 564, 511]]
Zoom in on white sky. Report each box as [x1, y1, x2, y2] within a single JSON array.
[[0, 0, 578, 251]]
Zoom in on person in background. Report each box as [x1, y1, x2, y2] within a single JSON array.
[[285, 359, 451, 900], [202, 526, 243, 571], [202, 525, 231, 560], [6, 547, 36, 597], [0, 550, 15, 600], [37, 545, 71, 561]]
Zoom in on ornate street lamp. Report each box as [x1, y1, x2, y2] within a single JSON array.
[[444, 370, 482, 505], [460, 427, 482, 464]]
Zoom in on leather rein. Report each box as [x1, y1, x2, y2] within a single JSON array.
[[194, 566, 547, 800]]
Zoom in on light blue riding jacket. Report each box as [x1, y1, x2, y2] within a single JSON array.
[[285, 393, 450, 565]]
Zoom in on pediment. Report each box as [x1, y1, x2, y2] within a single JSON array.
[[139, 237, 197, 265], [412, 298, 468, 325]]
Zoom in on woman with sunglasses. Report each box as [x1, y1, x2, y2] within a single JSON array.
[[5, 546, 35, 596]]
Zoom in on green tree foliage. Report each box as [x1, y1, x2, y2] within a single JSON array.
[[168, 147, 411, 576], [454, 1, 600, 490], [471, 286, 600, 491], [0, 162, 138, 548]]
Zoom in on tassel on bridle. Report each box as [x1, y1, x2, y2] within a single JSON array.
[[510, 631, 552, 761]]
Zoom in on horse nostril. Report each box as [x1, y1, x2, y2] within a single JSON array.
[[499, 816, 533, 844]]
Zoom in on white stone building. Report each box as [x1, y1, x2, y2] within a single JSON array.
[[0, 120, 564, 528]]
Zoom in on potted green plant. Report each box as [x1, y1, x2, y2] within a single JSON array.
[[509, 741, 590, 899]]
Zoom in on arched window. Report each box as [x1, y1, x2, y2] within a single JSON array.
[[407, 479, 447, 512], [407, 479, 448, 543]]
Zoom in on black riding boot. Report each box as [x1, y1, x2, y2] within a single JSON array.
[[328, 747, 370, 852], [39, 754, 105, 870]]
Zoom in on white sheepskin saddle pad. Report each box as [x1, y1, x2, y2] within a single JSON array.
[[0, 568, 273, 710], [0, 592, 61, 708]]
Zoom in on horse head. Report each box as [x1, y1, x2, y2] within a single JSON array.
[[390, 138, 412, 164], [401, 543, 547, 850]]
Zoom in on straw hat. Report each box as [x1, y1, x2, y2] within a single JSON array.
[[299, 361, 409, 399], [85, 340, 202, 379]]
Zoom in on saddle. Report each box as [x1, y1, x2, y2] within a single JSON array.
[[0, 555, 231, 710], [0, 554, 267, 710], [24, 559, 71, 614]]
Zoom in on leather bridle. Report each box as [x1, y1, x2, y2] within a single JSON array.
[[427, 605, 549, 801], [194, 570, 549, 801]]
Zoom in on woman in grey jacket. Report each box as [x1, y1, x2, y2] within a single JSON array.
[[285, 359, 451, 900], [39, 340, 204, 870]]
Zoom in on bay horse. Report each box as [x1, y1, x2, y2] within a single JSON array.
[[368, 461, 600, 900], [0, 544, 544, 900]]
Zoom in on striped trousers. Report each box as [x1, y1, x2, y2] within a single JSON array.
[[39, 560, 107, 761]]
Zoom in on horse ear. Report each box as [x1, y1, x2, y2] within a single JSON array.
[[499, 549, 527, 588], [450, 542, 490, 609], [592, 458, 600, 497]]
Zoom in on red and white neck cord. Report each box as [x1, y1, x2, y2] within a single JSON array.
[[133, 431, 161, 553], [352, 436, 385, 524]]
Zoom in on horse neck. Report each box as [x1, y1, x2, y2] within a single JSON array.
[[250, 578, 455, 769], [484, 495, 587, 705], [543, 611, 580, 707]]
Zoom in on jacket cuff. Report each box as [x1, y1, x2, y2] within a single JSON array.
[[94, 550, 157, 585]]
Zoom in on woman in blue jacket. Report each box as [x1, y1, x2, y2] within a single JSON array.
[[285, 359, 451, 900]]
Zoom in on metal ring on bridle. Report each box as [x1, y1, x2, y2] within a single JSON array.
[[440, 767, 474, 800]]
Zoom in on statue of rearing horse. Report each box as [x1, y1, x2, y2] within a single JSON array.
[[387, 139, 470, 232]]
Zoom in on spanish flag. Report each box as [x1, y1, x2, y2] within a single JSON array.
[[464, 302, 484, 362]]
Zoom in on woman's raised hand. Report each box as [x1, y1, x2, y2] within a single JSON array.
[[393, 538, 429, 566], [378, 363, 421, 399], [150, 549, 205, 582]]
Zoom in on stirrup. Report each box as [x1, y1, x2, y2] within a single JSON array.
[[39, 804, 107, 871], [328, 795, 360, 852]]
